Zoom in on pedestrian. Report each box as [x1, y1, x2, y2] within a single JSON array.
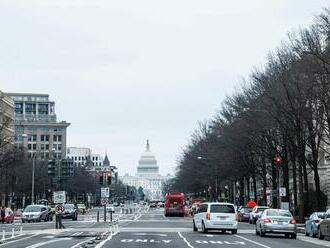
[[1, 206, 5, 224]]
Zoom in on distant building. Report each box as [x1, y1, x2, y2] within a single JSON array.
[[0, 91, 15, 143], [7, 93, 70, 159], [120, 140, 171, 201], [66, 147, 92, 166]]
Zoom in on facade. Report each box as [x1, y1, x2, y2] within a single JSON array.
[[91, 154, 103, 167], [0, 91, 15, 143], [66, 147, 92, 166], [120, 140, 171, 201], [7, 93, 70, 159]]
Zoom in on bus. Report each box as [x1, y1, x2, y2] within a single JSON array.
[[164, 192, 185, 217]]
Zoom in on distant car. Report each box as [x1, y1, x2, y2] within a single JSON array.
[[319, 209, 330, 240], [106, 204, 115, 213], [305, 212, 325, 238], [77, 204, 86, 214], [149, 202, 157, 208], [256, 209, 297, 239], [22, 205, 49, 223], [193, 202, 238, 234], [249, 206, 269, 224], [158, 202, 164, 208], [238, 207, 253, 222], [62, 204, 78, 221]]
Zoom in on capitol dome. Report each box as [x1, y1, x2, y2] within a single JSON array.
[[137, 140, 159, 174]]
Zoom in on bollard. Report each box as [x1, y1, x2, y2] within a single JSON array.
[[104, 205, 106, 222], [11, 228, 14, 238], [20, 225, 23, 235], [97, 211, 99, 222], [110, 211, 113, 222], [2, 230, 5, 241]]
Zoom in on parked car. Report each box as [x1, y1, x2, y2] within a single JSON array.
[[256, 209, 297, 239], [249, 206, 269, 224], [22, 205, 49, 223], [106, 204, 115, 213], [62, 204, 78, 221], [305, 212, 325, 238], [193, 202, 238, 234], [238, 207, 253, 222], [319, 208, 330, 240], [77, 204, 86, 214]]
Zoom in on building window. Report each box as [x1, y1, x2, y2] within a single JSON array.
[[58, 144, 62, 151], [25, 103, 36, 114], [15, 103, 23, 114], [75, 156, 77, 161], [28, 135, 37, 142], [28, 144, 32, 150], [38, 104, 49, 115], [41, 135, 49, 142], [53, 135, 62, 142]]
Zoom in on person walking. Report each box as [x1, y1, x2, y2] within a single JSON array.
[[1, 206, 5, 224]]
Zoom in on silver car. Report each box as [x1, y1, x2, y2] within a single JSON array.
[[256, 209, 297, 239], [22, 205, 49, 223]]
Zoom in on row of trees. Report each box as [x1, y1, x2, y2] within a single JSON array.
[[172, 8, 330, 220]]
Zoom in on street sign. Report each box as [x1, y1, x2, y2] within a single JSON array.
[[279, 187, 286, 197], [101, 198, 108, 206], [101, 187, 110, 198], [53, 191, 66, 204], [55, 204, 64, 213]]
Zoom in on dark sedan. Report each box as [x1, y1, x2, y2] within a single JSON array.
[[62, 204, 78, 221], [238, 207, 253, 222]]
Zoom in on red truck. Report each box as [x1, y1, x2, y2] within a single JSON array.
[[164, 192, 185, 217]]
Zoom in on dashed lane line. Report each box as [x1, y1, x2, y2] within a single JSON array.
[[178, 232, 194, 248], [234, 235, 272, 248], [25, 237, 72, 248], [0, 234, 39, 247]]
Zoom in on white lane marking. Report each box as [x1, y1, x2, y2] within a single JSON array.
[[71, 238, 92, 248], [0, 234, 39, 247], [178, 232, 194, 248], [134, 233, 168, 237], [25, 238, 72, 248], [94, 230, 120, 248], [235, 235, 271, 248], [71, 232, 84, 236]]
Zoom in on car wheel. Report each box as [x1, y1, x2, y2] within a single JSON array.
[[319, 229, 324, 240], [260, 228, 266, 237], [231, 229, 237, 235], [291, 233, 297, 239], [249, 219, 252, 224], [202, 222, 208, 233], [22, 220, 25, 223], [193, 220, 198, 232]]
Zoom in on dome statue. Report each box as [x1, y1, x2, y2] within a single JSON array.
[[137, 140, 159, 175]]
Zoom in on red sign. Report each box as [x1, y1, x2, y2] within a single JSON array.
[[274, 155, 282, 165], [55, 204, 64, 213]]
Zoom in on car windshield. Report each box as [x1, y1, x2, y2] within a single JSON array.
[[241, 208, 253, 213], [317, 213, 325, 219], [64, 204, 74, 209], [210, 205, 235, 213], [24, 206, 41, 212], [266, 210, 292, 217]]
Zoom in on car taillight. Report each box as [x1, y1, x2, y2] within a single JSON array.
[[206, 212, 210, 220], [263, 218, 272, 223], [289, 219, 296, 224]]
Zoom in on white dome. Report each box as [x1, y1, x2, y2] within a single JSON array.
[[137, 140, 159, 174]]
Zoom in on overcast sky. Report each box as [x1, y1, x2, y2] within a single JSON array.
[[1, 0, 328, 176]]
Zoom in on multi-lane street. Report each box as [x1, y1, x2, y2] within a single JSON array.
[[0, 205, 329, 248]]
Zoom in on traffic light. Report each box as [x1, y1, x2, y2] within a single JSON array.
[[107, 172, 112, 185], [99, 174, 104, 185], [48, 160, 55, 177]]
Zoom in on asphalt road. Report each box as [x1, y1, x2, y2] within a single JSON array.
[[1, 206, 330, 248]]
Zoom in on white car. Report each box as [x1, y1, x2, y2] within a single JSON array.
[[249, 206, 269, 224], [193, 202, 238, 234]]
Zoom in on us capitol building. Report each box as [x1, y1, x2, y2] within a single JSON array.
[[119, 140, 171, 201]]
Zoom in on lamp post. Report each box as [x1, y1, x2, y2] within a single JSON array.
[[31, 152, 36, 205]]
